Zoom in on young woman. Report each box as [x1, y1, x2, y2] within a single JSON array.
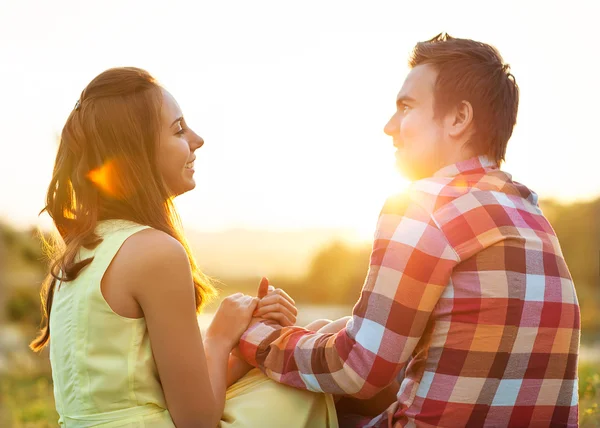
[[30, 67, 338, 427]]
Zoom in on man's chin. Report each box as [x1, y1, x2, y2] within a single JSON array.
[[395, 160, 428, 182], [395, 159, 415, 180]]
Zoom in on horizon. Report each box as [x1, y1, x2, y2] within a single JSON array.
[[2, 194, 598, 238], [3, 192, 599, 226]]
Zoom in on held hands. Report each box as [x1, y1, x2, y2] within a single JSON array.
[[252, 277, 297, 327], [205, 277, 297, 356], [228, 278, 298, 383], [205, 293, 259, 351]]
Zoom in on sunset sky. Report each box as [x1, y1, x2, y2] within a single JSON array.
[[1, 0, 598, 239]]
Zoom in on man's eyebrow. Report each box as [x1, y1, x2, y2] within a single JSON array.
[[170, 116, 183, 127], [396, 96, 416, 107]]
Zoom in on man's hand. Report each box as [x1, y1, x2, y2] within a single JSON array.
[[252, 277, 297, 326], [230, 277, 297, 360]]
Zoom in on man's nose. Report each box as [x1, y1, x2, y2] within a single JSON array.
[[384, 114, 398, 136]]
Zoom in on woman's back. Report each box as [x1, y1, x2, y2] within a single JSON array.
[[49, 219, 175, 427]]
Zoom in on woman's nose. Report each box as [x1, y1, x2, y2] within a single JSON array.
[[190, 131, 204, 149]]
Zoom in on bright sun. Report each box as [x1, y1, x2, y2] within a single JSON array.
[[351, 168, 411, 242]]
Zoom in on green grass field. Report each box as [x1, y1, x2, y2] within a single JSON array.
[[1, 362, 598, 427]]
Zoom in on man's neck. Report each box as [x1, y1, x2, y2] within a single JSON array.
[[443, 145, 479, 169]]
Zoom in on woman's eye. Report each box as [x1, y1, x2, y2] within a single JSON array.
[[175, 128, 185, 135], [402, 104, 410, 113]]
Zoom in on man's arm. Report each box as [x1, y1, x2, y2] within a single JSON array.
[[239, 193, 460, 398]]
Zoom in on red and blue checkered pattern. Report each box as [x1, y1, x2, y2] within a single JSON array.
[[239, 156, 580, 427]]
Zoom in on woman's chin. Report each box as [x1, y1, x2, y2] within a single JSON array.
[[184, 177, 197, 192], [182, 169, 197, 188], [177, 181, 195, 195], [170, 179, 196, 198]]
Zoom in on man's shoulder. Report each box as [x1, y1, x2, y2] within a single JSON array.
[[379, 172, 546, 254], [381, 176, 473, 219], [381, 169, 543, 225], [406, 170, 536, 212]]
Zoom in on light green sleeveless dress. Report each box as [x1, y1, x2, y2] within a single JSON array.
[[49, 219, 338, 427], [49, 219, 174, 427]]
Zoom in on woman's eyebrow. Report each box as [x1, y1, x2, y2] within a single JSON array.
[[170, 116, 183, 127]]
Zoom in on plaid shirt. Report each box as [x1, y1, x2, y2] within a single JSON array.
[[239, 156, 580, 427]]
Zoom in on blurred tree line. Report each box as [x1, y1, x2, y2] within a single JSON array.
[[216, 198, 600, 342], [0, 224, 47, 326], [540, 199, 600, 341], [1, 198, 598, 342]]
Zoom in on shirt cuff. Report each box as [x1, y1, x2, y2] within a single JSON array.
[[238, 320, 278, 367]]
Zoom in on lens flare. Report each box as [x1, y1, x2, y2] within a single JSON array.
[[87, 159, 128, 199]]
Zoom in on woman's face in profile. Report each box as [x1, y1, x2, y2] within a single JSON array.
[[156, 89, 204, 197]]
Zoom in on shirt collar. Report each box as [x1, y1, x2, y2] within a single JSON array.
[[433, 155, 498, 178]]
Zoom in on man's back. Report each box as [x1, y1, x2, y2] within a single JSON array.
[[239, 156, 580, 428], [394, 156, 580, 426]]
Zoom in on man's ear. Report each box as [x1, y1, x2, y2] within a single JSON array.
[[449, 100, 474, 138]]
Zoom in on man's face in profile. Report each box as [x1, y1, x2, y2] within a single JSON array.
[[384, 64, 450, 181]]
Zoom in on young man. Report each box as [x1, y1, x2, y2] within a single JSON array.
[[239, 33, 580, 427]]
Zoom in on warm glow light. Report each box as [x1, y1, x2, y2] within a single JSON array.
[[87, 159, 127, 199], [351, 169, 412, 242], [0, 0, 598, 234]]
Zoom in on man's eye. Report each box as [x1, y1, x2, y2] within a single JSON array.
[[397, 103, 410, 113]]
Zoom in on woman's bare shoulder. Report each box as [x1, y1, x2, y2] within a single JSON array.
[[109, 228, 192, 293], [120, 228, 186, 260]]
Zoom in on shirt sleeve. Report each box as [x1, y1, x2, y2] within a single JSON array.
[[238, 192, 460, 398]]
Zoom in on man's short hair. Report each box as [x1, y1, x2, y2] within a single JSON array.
[[410, 33, 520, 165]]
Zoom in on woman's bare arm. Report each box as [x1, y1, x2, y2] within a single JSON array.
[[115, 229, 221, 428]]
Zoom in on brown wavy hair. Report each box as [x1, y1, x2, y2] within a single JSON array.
[[30, 67, 216, 352]]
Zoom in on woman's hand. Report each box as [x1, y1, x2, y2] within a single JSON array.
[[226, 352, 254, 387], [205, 293, 259, 351], [252, 277, 298, 327]]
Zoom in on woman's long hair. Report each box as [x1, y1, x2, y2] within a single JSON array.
[[30, 67, 216, 352]]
